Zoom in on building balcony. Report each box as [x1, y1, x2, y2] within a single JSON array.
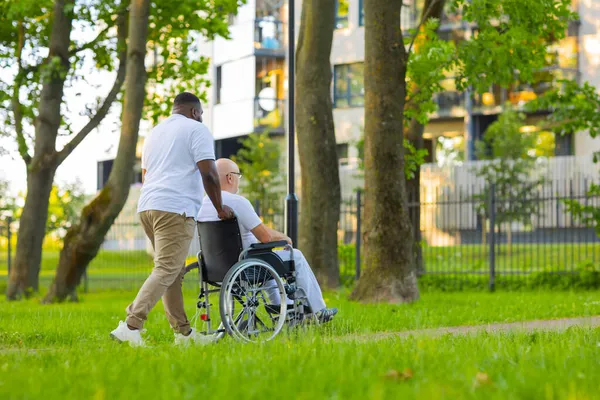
[[213, 18, 285, 65], [430, 78, 466, 119], [254, 18, 285, 57], [473, 67, 579, 114], [212, 97, 284, 140]]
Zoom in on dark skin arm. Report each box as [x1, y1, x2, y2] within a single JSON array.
[[197, 160, 234, 219]]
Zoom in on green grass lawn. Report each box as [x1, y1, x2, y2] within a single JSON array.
[[1, 290, 600, 399]]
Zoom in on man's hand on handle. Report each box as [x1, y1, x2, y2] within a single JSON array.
[[218, 205, 235, 220]]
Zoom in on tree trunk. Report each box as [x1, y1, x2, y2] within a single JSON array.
[[295, 0, 341, 288], [6, 0, 127, 300], [350, 0, 418, 302], [6, 167, 56, 297], [44, 0, 150, 302], [6, 0, 75, 300]]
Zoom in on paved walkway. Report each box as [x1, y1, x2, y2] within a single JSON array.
[[339, 315, 600, 342]]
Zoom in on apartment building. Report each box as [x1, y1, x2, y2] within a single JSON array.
[[94, 0, 600, 252], [195, 0, 599, 164], [97, 0, 600, 192]]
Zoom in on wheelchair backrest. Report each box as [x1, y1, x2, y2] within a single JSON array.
[[197, 218, 243, 283]]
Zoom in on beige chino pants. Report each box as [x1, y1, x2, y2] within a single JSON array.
[[126, 210, 195, 334]]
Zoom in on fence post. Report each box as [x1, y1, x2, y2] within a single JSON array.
[[488, 184, 496, 292], [355, 190, 361, 280], [7, 216, 12, 274]]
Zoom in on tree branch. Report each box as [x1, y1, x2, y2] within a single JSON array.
[[69, 25, 111, 56], [406, 0, 443, 56], [12, 20, 32, 165], [56, 15, 128, 166]]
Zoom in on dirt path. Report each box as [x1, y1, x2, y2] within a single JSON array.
[[338, 315, 600, 342], [1, 316, 598, 352]]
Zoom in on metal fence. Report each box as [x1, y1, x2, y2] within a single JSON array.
[[1, 179, 599, 292], [251, 180, 600, 289], [410, 181, 600, 289]]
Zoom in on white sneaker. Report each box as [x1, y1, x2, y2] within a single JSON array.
[[174, 328, 217, 346], [110, 321, 145, 347]]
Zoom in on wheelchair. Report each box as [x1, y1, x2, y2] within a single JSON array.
[[184, 218, 316, 343]]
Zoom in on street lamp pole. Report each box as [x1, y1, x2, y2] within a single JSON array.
[[285, 0, 298, 245]]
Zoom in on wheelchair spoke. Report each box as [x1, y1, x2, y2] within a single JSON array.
[[233, 306, 247, 325]]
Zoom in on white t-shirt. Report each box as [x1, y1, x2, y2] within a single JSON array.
[[197, 191, 262, 250], [137, 114, 215, 218]]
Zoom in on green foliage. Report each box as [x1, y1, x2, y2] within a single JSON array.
[[405, 18, 456, 125], [14, 180, 87, 237], [232, 132, 284, 212], [0, 0, 245, 154], [472, 108, 545, 225], [456, 0, 576, 92], [418, 264, 600, 291], [405, 0, 577, 124], [144, 0, 245, 124], [0, 178, 17, 217], [46, 180, 87, 236], [528, 79, 600, 161], [527, 77, 600, 237], [403, 140, 429, 180], [564, 184, 600, 237], [476, 108, 535, 160]]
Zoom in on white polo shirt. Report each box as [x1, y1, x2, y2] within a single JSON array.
[[197, 191, 263, 250], [137, 114, 215, 218]]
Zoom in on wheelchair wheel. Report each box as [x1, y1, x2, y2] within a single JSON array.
[[219, 258, 287, 343]]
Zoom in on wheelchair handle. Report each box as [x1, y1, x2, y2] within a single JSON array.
[[283, 244, 294, 260], [283, 244, 295, 273]]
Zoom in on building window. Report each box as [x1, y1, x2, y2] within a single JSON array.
[[216, 66, 222, 105], [337, 143, 349, 166], [359, 0, 364, 26], [334, 63, 365, 108], [335, 0, 349, 29]]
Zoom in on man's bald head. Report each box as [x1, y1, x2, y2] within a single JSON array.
[[216, 158, 241, 194]]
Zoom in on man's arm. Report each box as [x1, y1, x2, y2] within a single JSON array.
[[251, 224, 292, 245], [142, 168, 146, 183], [197, 160, 234, 220]]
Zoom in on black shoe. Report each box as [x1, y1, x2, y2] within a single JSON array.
[[316, 307, 338, 323]]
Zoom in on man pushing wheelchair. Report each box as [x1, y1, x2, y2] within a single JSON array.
[[110, 93, 336, 347]]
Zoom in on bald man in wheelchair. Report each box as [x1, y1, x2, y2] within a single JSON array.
[[197, 158, 338, 323]]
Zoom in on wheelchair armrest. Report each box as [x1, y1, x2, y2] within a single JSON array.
[[249, 241, 289, 250]]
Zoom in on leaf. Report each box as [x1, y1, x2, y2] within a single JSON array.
[[474, 371, 493, 387], [383, 368, 414, 381]]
